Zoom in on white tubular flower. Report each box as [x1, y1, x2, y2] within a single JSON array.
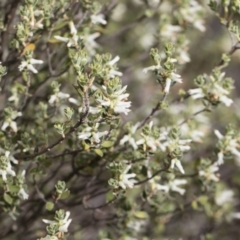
[[31, 20, 43, 29], [170, 158, 185, 174], [0, 161, 16, 181], [114, 98, 131, 115], [219, 95, 233, 107], [109, 69, 123, 78], [199, 162, 219, 182], [18, 187, 29, 200], [19, 58, 43, 74], [78, 129, 91, 140], [216, 190, 234, 206], [69, 21, 77, 35], [48, 92, 70, 104], [178, 50, 190, 64], [68, 97, 79, 105], [178, 139, 192, 151], [214, 83, 233, 106], [59, 211, 72, 232], [160, 24, 182, 38], [79, 106, 101, 115], [136, 137, 159, 152], [91, 14, 107, 25], [108, 56, 120, 66], [143, 64, 162, 73], [78, 124, 108, 144], [193, 20, 206, 32], [118, 165, 137, 189], [214, 188, 240, 222], [164, 73, 182, 93], [0, 154, 17, 181], [164, 78, 172, 94], [84, 32, 100, 56], [43, 211, 72, 233], [156, 179, 187, 195], [2, 120, 17, 132], [108, 56, 123, 78], [18, 170, 29, 200], [188, 88, 204, 99], [228, 212, 240, 221], [217, 151, 224, 165], [169, 179, 188, 195], [55, 21, 79, 48], [155, 183, 169, 192], [54, 35, 70, 43], [55, 35, 79, 48], [92, 131, 108, 143]]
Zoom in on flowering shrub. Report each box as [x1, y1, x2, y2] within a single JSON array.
[[1, 0, 240, 239]]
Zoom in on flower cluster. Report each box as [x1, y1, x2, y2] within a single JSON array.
[[178, 0, 206, 32], [19, 57, 43, 74], [149, 173, 188, 196], [96, 82, 131, 115], [118, 165, 137, 189], [198, 159, 220, 183], [108, 163, 137, 191], [78, 123, 108, 145], [2, 0, 240, 239], [143, 46, 182, 93], [1, 108, 22, 132], [136, 121, 165, 152], [42, 210, 72, 237], [0, 153, 17, 182], [215, 126, 240, 165], [189, 69, 234, 107], [55, 21, 79, 48], [163, 127, 191, 174]]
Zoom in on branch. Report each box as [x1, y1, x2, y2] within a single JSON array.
[[138, 92, 167, 129]]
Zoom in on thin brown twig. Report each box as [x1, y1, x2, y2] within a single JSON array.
[[138, 92, 167, 129], [217, 42, 240, 67], [178, 108, 209, 126], [134, 165, 169, 186]]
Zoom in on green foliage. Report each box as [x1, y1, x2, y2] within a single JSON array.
[[1, 0, 240, 240]]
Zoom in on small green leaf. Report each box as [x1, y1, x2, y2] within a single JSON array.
[[106, 191, 114, 201], [101, 141, 113, 148], [52, 20, 69, 31], [133, 211, 148, 219], [94, 148, 103, 157], [198, 195, 208, 205], [64, 107, 74, 120], [46, 201, 54, 211], [8, 184, 19, 193], [4, 193, 13, 205], [60, 190, 70, 200], [191, 200, 198, 210], [83, 142, 90, 150], [141, 165, 148, 177]]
